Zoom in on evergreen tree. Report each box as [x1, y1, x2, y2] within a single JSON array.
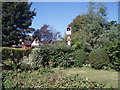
[[2, 2, 36, 46]]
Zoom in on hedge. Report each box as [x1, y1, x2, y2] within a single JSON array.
[[20, 44, 75, 69], [1, 47, 31, 69]]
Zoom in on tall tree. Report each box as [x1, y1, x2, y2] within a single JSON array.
[[69, 2, 108, 52], [2, 2, 36, 46], [99, 21, 119, 47], [68, 15, 88, 47], [82, 2, 108, 51], [33, 24, 61, 43]]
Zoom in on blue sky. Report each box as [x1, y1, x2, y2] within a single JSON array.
[[30, 2, 118, 37]]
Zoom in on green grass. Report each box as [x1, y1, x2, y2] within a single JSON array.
[[56, 67, 119, 88]]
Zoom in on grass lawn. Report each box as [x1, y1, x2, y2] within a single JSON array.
[[55, 67, 119, 88]]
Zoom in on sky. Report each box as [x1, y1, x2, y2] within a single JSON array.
[[29, 2, 118, 37]]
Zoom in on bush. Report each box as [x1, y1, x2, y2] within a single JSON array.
[[72, 41, 82, 49], [20, 44, 75, 69], [89, 48, 109, 69], [73, 49, 89, 67], [2, 70, 105, 88], [39, 68, 55, 75], [48, 44, 74, 68], [1, 47, 31, 69], [20, 48, 44, 69], [106, 41, 120, 71], [1, 47, 31, 61]]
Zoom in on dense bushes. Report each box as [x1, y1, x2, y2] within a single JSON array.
[[2, 45, 85, 69], [20, 44, 74, 69], [48, 44, 74, 68], [2, 69, 105, 88], [89, 48, 109, 69], [1, 47, 31, 61], [73, 49, 88, 67], [19, 47, 43, 69], [2, 43, 119, 71], [1, 47, 31, 69], [106, 41, 120, 71]]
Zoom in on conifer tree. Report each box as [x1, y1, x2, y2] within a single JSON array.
[[2, 2, 36, 46]]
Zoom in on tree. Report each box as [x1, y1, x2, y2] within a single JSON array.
[[69, 2, 108, 52], [68, 15, 88, 47], [81, 2, 108, 52], [2, 2, 36, 46], [33, 24, 61, 44], [99, 21, 118, 47]]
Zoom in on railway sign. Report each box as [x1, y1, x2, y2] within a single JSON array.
[[66, 27, 71, 35]]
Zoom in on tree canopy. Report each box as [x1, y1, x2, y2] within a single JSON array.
[[68, 2, 118, 52], [33, 24, 61, 44], [2, 2, 36, 46]]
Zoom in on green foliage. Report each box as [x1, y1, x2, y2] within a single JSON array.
[[1, 47, 31, 69], [89, 48, 109, 69], [48, 44, 74, 68], [106, 41, 120, 71], [19, 63, 33, 70], [1, 47, 27, 61], [2, 2, 36, 46], [73, 49, 89, 67], [39, 68, 55, 75], [2, 69, 105, 88], [72, 41, 82, 49], [69, 15, 87, 47], [99, 23, 118, 48], [68, 2, 108, 52], [20, 48, 45, 69], [69, 15, 87, 33], [20, 44, 74, 69], [67, 2, 119, 71], [2, 70, 17, 89]]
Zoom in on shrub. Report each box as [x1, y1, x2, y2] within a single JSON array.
[[73, 49, 89, 67], [89, 48, 109, 69], [48, 44, 74, 68], [19, 63, 33, 70], [20, 48, 44, 69], [106, 41, 120, 71], [2, 70, 105, 88], [1, 47, 31, 69], [72, 41, 82, 49], [39, 68, 55, 75], [1, 47, 31, 61], [20, 44, 75, 69]]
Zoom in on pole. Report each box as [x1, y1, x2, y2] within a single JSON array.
[[67, 41, 71, 46]]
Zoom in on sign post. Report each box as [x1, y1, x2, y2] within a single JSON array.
[[68, 41, 71, 46], [66, 27, 71, 46]]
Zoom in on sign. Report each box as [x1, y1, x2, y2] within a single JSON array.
[[66, 27, 71, 35], [66, 35, 71, 41], [66, 31, 71, 35]]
